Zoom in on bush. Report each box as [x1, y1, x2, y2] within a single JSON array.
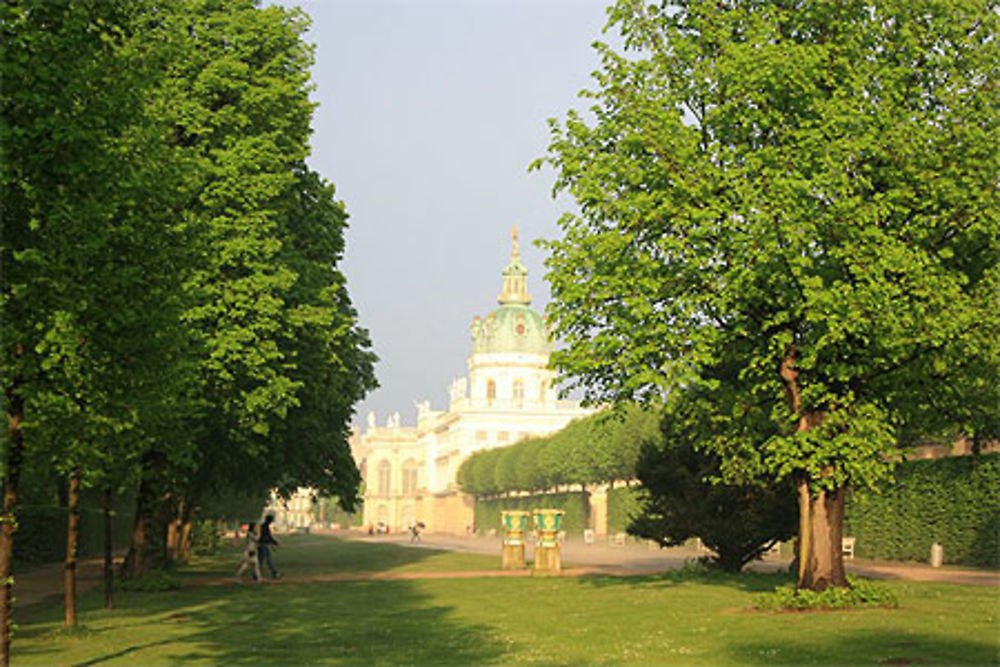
[[753, 575, 898, 611], [628, 435, 797, 572], [845, 454, 1000, 567], [190, 519, 222, 556], [118, 569, 181, 592]]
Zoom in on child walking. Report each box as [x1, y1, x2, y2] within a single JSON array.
[[236, 521, 261, 582]]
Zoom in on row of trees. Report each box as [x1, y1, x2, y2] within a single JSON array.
[[1, 1, 376, 660], [458, 403, 798, 572], [538, 0, 999, 593], [456, 406, 658, 496]]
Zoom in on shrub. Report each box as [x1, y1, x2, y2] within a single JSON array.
[[190, 519, 222, 556], [753, 575, 898, 611], [628, 435, 797, 572], [118, 569, 181, 592]]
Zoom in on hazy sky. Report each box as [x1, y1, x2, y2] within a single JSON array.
[[278, 0, 611, 426]]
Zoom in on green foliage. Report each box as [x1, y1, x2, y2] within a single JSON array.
[[537, 0, 1000, 495], [629, 431, 797, 571], [458, 407, 657, 496], [754, 576, 898, 612], [190, 519, 221, 557], [628, 387, 797, 571], [846, 454, 1000, 567], [13, 506, 133, 566], [606, 486, 642, 534], [117, 569, 181, 593], [474, 493, 589, 535]]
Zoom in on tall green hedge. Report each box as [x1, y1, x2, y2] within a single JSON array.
[[458, 406, 658, 497], [606, 486, 643, 534], [474, 492, 590, 536], [845, 454, 1000, 567], [14, 506, 135, 565]]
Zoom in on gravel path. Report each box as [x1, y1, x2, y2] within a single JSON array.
[[13, 531, 997, 609]]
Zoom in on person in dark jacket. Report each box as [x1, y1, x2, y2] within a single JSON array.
[[258, 514, 281, 579]]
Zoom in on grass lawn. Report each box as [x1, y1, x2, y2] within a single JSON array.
[[13, 534, 1000, 665]]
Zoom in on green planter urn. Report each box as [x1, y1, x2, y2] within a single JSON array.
[[501, 510, 530, 569], [533, 508, 564, 574]]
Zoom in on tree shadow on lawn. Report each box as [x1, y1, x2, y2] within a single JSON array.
[[725, 628, 998, 665], [576, 569, 791, 593], [167, 580, 507, 665], [17, 579, 506, 665], [183, 533, 484, 582]]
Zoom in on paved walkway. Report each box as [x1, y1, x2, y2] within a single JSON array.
[[12, 532, 997, 609], [355, 532, 1000, 586]]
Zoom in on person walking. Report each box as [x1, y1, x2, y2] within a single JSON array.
[[236, 521, 261, 581], [258, 514, 282, 579]]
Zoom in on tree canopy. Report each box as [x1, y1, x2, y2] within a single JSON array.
[[538, 0, 999, 590], [2, 0, 375, 648]]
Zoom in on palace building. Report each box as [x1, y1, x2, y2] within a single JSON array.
[[354, 227, 591, 533]]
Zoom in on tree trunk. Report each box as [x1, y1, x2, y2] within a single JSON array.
[[165, 497, 180, 563], [177, 499, 194, 561], [64, 468, 81, 627], [797, 485, 848, 591], [102, 487, 114, 610], [1, 382, 25, 667], [796, 478, 810, 585], [780, 342, 847, 591]]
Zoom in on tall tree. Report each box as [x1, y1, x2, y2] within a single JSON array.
[[116, 0, 375, 572], [539, 0, 999, 591], [1, 0, 196, 647]]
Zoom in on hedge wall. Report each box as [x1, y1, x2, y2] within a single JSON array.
[[845, 454, 1000, 567], [606, 486, 643, 535], [14, 506, 135, 565], [473, 492, 590, 536]]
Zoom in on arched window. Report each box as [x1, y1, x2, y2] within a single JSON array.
[[513, 379, 524, 406], [378, 460, 392, 496], [539, 380, 548, 404], [486, 379, 496, 405], [402, 459, 418, 496]]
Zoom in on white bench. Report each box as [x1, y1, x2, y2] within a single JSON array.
[[842, 536, 856, 559]]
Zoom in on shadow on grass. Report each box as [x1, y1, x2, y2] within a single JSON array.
[[16, 579, 506, 665], [181, 533, 475, 581], [725, 628, 999, 665], [576, 569, 793, 593]]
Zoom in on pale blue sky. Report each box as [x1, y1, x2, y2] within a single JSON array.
[[277, 0, 611, 425]]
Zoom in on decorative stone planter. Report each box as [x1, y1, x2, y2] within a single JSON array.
[[501, 510, 531, 570], [533, 508, 564, 574]]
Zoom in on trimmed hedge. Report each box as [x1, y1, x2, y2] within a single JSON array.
[[845, 454, 1000, 567], [474, 492, 590, 536], [458, 407, 657, 496], [14, 505, 134, 565], [607, 486, 642, 534]]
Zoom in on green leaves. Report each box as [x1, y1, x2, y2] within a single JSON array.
[[540, 0, 1000, 493], [457, 407, 658, 496]]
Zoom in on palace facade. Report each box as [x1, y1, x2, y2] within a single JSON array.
[[354, 228, 591, 533]]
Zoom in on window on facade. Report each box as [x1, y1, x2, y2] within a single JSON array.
[[513, 379, 524, 405], [498, 431, 509, 442], [487, 379, 496, 404], [378, 460, 392, 496], [402, 459, 418, 496], [476, 430, 488, 441], [539, 380, 547, 403]]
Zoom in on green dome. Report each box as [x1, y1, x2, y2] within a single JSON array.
[[470, 226, 552, 356], [471, 304, 551, 355]]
